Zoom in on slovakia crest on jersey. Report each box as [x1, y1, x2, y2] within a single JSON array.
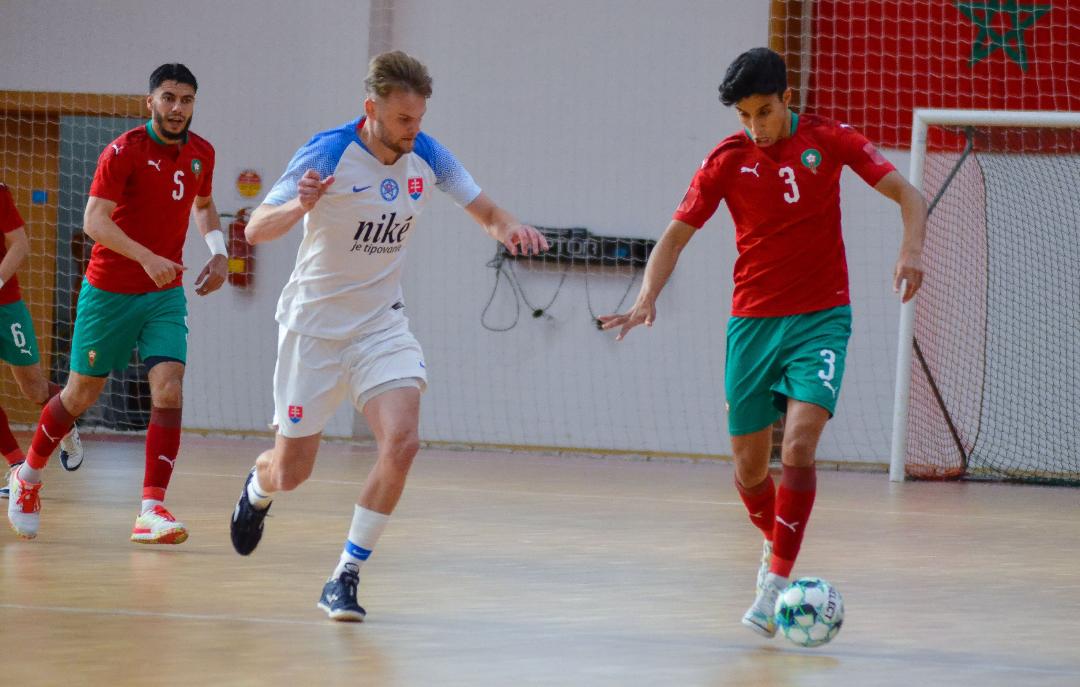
[[288, 405, 303, 423], [408, 177, 423, 200]]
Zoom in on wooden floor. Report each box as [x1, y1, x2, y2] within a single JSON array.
[[2, 435, 1078, 687]]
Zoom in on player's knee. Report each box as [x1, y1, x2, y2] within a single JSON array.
[[735, 462, 770, 490], [62, 385, 101, 416], [151, 379, 183, 408], [781, 433, 818, 465], [381, 430, 419, 471]]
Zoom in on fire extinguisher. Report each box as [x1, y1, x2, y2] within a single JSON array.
[[227, 207, 254, 288]]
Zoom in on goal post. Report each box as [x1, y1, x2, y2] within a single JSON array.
[[890, 109, 1080, 483]]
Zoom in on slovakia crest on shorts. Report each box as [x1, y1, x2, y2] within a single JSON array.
[[288, 405, 303, 423], [408, 177, 423, 200]]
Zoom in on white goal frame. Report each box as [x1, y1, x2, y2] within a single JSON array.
[[889, 109, 1080, 482]]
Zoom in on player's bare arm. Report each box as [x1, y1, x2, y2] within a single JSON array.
[[600, 219, 696, 340], [0, 226, 29, 284], [192, 194, 228, 296], [245, 169, 335, 245], [873, 170, 928, 303], [464, 192, 548, 256], [84, 195, 185, 287]]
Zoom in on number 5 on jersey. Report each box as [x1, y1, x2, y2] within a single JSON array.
[[172, 170, 185, 200]]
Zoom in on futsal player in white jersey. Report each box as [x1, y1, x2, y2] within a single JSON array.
[[229, 51, 548, 620]]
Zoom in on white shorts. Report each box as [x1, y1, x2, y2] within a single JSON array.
[[272, 319, 428, 437]]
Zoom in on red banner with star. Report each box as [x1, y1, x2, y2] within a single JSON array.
[[807, 1, 1080, 149]]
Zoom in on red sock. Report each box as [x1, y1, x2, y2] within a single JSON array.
[[770, 464, 816, 578], [735, 474, 775, 542], [26, 395, 77, 470], [143, 407, 182, 502], [0, 406, 24, 466]]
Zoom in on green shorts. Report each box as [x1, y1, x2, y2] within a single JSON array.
[[724, 305, 852, 436], [70, 280, 188, 376], [0, 300, 40, 366]]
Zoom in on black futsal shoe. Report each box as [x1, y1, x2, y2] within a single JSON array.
[[317, 563, 367, 622], [230, 468, 270, 555]]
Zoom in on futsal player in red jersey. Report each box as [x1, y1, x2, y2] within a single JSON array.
[[601, 48, 927, 638], [7, 64, 227, 543], [0, 184, 82, 493]]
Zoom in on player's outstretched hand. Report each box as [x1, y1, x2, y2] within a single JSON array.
[[297, 169, 334, 211], [500, 224, 550, 256], [598, 297, 656, 341], [893, 250, 924, 303], [142, 253, 186, 288], [194, 254, 228, 296]]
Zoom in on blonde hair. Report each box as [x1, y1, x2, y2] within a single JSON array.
[[364, 51, 433, 98]]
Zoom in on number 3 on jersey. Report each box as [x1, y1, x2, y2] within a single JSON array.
[[779, 166, 800, 203], [172, 170, 185, 200]]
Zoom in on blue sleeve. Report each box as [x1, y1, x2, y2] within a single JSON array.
[[263, 123, 356, 206], [412, 132, 482, 207]]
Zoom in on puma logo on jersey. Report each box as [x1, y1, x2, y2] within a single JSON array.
[[776, 516, 800, 533], [740, 163, 760, 177], [111, 144, 123, 155], [823, 381, 837, 398], [147, 159, 162, 171], [156, 454, 176, 468], [749, 510, 765, 519]]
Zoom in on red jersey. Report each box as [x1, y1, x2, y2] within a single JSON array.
[[87, 122, 215, 293], [0, 184, 24, 305], [674, 113, 895, 317]]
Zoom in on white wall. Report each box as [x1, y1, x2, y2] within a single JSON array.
[[2, 1, 909, 462]]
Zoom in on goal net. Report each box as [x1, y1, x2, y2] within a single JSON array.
[[892, 110, 1080, 484], [772, 1, 1080, 469], [0, 91, 154, 431]]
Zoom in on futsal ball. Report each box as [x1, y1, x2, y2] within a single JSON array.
[[773, 577, 844, 648]]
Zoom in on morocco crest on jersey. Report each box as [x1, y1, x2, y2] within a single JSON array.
[[408, 177, 423, 200], [288, 405, 303, 423]]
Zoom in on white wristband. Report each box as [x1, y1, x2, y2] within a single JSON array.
[[204, 229, 227, 256]]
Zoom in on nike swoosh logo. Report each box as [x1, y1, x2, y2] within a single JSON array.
[[352, 185, 372, 193]]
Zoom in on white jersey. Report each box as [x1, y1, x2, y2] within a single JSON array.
[[264, 117, 481, 339]]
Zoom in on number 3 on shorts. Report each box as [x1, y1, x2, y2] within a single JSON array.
[[818, 349, 837, 398]]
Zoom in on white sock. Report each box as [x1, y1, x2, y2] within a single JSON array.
[[246, 468, 273, 509], [764, 572, 790, 592], [331, 505, 389, 579], [141, 499, 164, 514], [16, 463, 42, 483]]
